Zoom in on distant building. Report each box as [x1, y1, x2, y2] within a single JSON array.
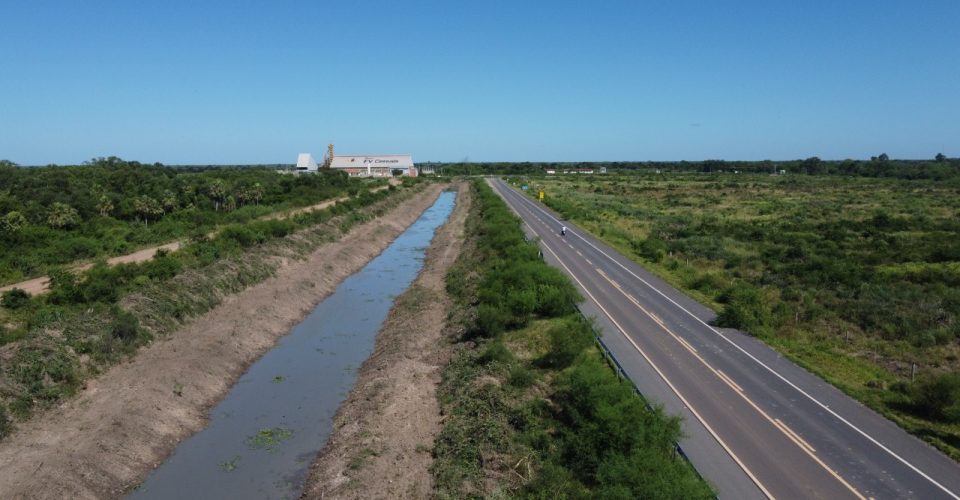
[[295, 153, 318, 172], [330, 154, 416, 177]]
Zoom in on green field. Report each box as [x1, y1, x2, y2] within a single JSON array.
[[509, 172, 960, 459]]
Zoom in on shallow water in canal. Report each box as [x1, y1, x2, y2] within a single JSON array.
[[130, 191, 457, 499]]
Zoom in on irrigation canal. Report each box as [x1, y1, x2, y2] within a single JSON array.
[[130, 190, 457, 499]]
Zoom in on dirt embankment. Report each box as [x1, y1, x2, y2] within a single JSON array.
[[0, 183, 446, 499], [301, 183, 471, 499]]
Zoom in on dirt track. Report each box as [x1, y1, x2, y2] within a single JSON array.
[[301, 183, 470, 499], [0, 180, 398, 296], [0, 183, 444, 499]]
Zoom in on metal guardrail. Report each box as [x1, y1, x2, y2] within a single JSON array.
[[592, 332, 712, 494], [504, 183, 715, 495]]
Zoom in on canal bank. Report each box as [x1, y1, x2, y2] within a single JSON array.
[[301, 182, 471, 499], [131, 190, 459, 499], [0, 183, 448, 499]]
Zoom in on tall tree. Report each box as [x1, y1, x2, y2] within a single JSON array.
[[161, 190, 177, 214], [133, 195, 163, 225], [96, 195, 114, 217], [0, 211, 27, 237], [251, 182, 264, 206], [208, 179, 226, 211], [935, 153, 946, 162]]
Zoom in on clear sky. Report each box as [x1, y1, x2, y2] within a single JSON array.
[[1, 0, 957, 165]]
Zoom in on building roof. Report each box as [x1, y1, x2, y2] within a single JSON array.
[[296, 153, 317, 171]]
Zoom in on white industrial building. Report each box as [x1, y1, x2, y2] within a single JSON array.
[[295, 153, 319, 172], [330, 154, 416, 177]]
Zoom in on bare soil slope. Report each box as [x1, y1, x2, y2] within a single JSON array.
[[302, 183, 470, 499], [0, 184, 445, 499]]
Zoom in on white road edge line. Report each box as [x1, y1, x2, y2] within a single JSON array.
[[499, 191, 774, 499], [497, 179, 960, 500]]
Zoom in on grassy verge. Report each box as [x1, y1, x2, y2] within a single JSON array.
[[0, 181, 426, 436], [431, 180, 713, 498], [509, 173, 960, 460]]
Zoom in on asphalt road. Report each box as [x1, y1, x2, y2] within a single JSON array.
[[489, 178, 960, 500]]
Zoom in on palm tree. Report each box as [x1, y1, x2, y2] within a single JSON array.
[[0, 211, 26, 236], [97, 195, 114, 217], [251, 182, 264, 206], [208, 179, 226, 211], [133, 196, 163, 225], [46, 202, 80, 229], [161, 190, 177, 214]]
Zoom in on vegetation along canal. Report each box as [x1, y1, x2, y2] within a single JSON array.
[[130, 190, 457, 499]]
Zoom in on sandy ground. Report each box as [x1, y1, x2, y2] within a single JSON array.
[[300, 183, 470, 499], [0, 183, 445, 499], [0, 180, 399, 296]]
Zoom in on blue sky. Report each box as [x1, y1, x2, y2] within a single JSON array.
[[1, 0, 957, 164]]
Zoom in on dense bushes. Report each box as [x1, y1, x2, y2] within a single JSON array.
[[914, 374, 960, 423], [0, 159, 363, 283], [469, 182, 580, 337], [543, 355, 711, 498], [715, 281, 777, 336], [1, 288, 29, 309], [434, 180, 711, 497]]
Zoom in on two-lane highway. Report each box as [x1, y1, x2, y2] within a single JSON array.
[[489, 178, 960, 499]]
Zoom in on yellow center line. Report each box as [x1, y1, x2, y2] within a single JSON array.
[[593, 268, 866, 500], [775, 419, 817, 454], [716, 370, 743, 393], [526, 237, 775, 498], [676, 336, 700, 355]]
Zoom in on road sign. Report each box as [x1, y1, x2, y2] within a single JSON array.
[[539, 191, 544, 201]]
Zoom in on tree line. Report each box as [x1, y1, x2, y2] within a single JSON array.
[[424, 155, 960, 180], [0, 157, 358, 283]]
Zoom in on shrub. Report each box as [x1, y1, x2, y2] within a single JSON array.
[[143, 254, 182, 281], [475, 303, 510, 338], [716, 281, 775, 336], [110, 310, 140, 342], [219, 225, 257, 247], [477, 340, 513, 365], [1, 288, 30, 309], [12, 342, 81, 403], [46, 268, 83, 304], [914, 374, 960, 422], [540, 318, 594, 369], [635, 237, 668, 262], [0, 404, 12, 439], [507, 366, 535, 388]]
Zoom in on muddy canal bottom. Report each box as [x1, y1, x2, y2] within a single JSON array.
[[131, 191, 457, 499]]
